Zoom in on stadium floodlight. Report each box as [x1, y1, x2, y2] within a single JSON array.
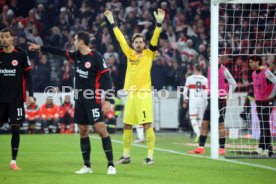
[[211, 0, 276, 159]]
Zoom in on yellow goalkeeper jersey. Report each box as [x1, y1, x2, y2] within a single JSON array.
[[113, 26, 161, 91]]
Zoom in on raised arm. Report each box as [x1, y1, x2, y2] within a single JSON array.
[[149, 9, 165, 51], [28, 42, 67, 57], [104, 10, 132, 56]]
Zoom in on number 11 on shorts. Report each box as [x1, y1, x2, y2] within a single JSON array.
[[17, 108, 23, 116]]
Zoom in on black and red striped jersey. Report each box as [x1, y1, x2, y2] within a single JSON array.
[[0, 47, 31, 103]]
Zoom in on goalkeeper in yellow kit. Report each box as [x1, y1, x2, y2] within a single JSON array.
[[104, 9, 165, 164]]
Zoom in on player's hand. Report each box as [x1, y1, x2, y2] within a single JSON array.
[[102, 100, 112, 114], [27, 42, 41, 51], [264, 96, 271, 101], [104, 10, 115, 24], [183, 99, 188, 109], [153, 8, 165, 24], [27, 96, 34, 106]]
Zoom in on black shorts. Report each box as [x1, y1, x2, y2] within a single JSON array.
[[203, 98, 226, 123], [74, 99, 104, 125], [0, 102, 25, 124]]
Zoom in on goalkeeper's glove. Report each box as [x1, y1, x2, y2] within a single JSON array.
[[104, 10, 115, 24], [153, 8, 165, 24]]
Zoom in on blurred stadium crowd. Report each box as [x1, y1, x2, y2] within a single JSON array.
[[0, 0, 211, 92]]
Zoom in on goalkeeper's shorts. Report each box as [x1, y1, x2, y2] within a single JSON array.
[[123, 91, 153, 125]]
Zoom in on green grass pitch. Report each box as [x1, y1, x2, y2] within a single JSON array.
[[0, 133, 276, 184]]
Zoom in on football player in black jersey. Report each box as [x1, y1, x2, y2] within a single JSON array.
[[28, 31, 116, 175], [0, 28, 34, 170]]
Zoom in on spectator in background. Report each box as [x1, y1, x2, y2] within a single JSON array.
[[103, 45, 119, 61], [24, 8, 42, 35], [125, 0, 141, 17], [56, 7, 70, 32], [0, 5, 10, 26], [40, 97, 60, 134], [106, 0, 122, 12], [25, 97, 41, 134], [166, 25, 176, 44], [181, 39, 198, 63], [151, 52, 168, 90], [35, 54, 51, 92], [106, 54, 119, 90], [70, 18, 82, 35], [167, 61, 186, 91], [49, 26, 62, 47], [36, 3, 46, 22], [59, 95, 74, 134], [60, 59, 74, 90], [24, 26, 43, 46], [101, 27, 112, 52]]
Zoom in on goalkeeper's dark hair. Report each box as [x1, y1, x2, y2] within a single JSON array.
[[132, 33, 145, 43], [0, 27, 15, 37], [194, 64, 202, 72], [249, 55, 262, 66], [76, 31, 90, 46]]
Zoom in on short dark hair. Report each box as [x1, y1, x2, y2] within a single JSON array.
[[0, 28, 15, 36], [194, 64, 202, 72], [76, 31, 90, 46], [249, 55, 262, 66], [132, 33, 145, 43]]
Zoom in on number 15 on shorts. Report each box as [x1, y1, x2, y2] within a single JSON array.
[[92, 108, 100, 120]]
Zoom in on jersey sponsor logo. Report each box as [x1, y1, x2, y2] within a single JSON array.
[[12, 60, 18, 66], [129, 59, 139, 65], [76, 67, 88, 78], [85, 62, 91, 69], [0, 68, 16, 76]]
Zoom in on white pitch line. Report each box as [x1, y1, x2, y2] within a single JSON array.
[[90, 137, 276, 172]]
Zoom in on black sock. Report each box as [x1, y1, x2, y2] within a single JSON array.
[[102, 136, 114, 167], [11, 126, 20, 160], [199, 135, 207, 147], [219, 138, 226, 148], [80, 137, 91, 168]]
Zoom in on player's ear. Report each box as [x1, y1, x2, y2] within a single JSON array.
[[78, 39, 84, 46]]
